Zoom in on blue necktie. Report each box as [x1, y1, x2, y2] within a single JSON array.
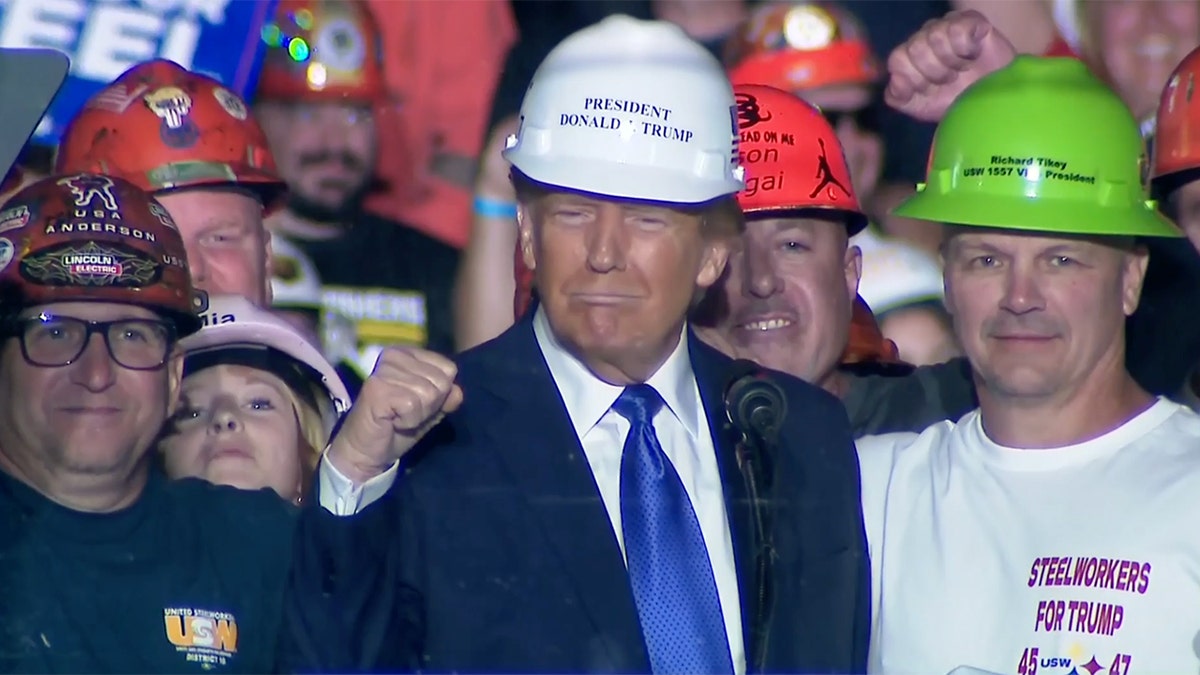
[[613, 384, 734, 675]]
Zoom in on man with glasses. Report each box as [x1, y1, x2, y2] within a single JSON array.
[[0, 173, 413, 672]]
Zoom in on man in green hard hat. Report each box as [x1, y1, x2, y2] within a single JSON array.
[[856, 55, 1200, 674]]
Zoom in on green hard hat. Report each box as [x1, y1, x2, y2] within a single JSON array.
[[893, 56, 1181, 238]]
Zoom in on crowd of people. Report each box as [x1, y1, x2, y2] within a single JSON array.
[[2, 0, 1200, 673]]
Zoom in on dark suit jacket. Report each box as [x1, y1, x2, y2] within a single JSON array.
[[375, 315, 870, 673]]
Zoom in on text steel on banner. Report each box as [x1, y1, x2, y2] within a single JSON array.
[[0, 0, 280, 145]]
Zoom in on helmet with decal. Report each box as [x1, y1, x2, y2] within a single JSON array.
[[0, 173, 199, 336], [257, 0, 387, 104], [179, 294, 351, 421], [733, 84, 866, 233], [55, 60, 286, 206], [725, 1, 880, 92]]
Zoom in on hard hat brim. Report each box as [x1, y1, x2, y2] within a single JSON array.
[[892, 190, 1184, 239]]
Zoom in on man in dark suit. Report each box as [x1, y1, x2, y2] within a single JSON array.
[[329, 14, 870, 674]]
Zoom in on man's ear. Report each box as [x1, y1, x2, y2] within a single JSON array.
[[518, 204, 536, 272], [1121, 244, 1150, 316], [844, 243, 863, 303], [695, 237, 731, 290]]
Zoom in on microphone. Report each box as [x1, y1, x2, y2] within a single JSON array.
[[723, 359, 788, 447]]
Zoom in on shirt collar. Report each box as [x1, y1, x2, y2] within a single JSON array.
[[533, 306, 703, 442]]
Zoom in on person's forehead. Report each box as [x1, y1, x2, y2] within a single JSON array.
[[20, 301, 159, 321], [155, 186, 264, 212], [184, 363, 288, 390], [944, 227, 1117, 250], [746, 213, 847, 233], [154, 189, 265, 235], [541, 190, 702, 217]]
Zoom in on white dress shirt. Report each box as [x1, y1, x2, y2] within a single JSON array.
[[318, 449, 398, 515], [533, 307, 746, 675]]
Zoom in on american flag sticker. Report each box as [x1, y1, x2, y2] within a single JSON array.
[[84, 84, 150, 114]]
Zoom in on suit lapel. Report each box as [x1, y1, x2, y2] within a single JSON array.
[[474, 318, 649, 671], [688, 331, 760, 667]]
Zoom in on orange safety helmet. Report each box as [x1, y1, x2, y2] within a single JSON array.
[[1153, 45, 1200, 187], [0, 173, 200, 336], [734, 83, 867, 234], [725, 1, 880, 91], [56, 60, 285, 205], [257, 0, 387, 104]]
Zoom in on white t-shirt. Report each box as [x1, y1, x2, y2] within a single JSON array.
[[857, 398, 1200, 675]]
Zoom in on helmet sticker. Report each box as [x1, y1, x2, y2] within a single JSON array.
[[561, 97, 695, 144], [736, 92, 772, 129], [20, 241, 161, 288], [57, 174, 119, 212], [811, 138, 851, 200], [0, 205, 30, 235], [212, 87, 248, 121], [148, 203, 179, 231], [0, 238, 13, 274], [314, 17, 367, 73], [143, 87, 200, 149], [85, 83, 149, 114], [961, 155, 1095, 185]]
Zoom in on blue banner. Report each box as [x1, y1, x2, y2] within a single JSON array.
[[0, 0, 279, 145]]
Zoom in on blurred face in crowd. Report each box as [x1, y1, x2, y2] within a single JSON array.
[[0, 302, 181, 493], [256, 101, 378, 223], [798, 84, 884, 201], [878, 305, 961, 367], [520, 191, 732, 384], [942, 228, 1147, 403], [706, 215, 860, 385], [1085, 0, 1200, 122], [162, 363, 306, 500], [155, 187, 271, 306]]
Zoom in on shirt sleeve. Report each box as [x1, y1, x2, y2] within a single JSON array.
[[317, 448, 399, 515]]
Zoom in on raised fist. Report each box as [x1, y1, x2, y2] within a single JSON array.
[[328, 346, 463, 483], [885, 10, 1017, 123]]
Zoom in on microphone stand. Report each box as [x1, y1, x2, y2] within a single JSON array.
[[732, 421, 778, 673]]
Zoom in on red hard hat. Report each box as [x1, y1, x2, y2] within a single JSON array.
[[0, 173, 200, 336], [1153, 45, 1200, 185], [733, 84, 867, 234], [257, 0, 387, 104], [725, 1, 880, 92], [56, 60, 285, 205]]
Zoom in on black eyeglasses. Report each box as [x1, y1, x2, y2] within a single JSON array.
[[7, 314, 176, 370]]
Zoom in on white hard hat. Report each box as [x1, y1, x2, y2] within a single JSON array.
[[853, 229, 944, 316], [503, 14, 745, 204], [270, 235, 323, 310], [181, 295, 352, 426]]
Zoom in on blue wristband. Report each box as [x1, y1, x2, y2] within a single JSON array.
[[473, 196, 518, 220]]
